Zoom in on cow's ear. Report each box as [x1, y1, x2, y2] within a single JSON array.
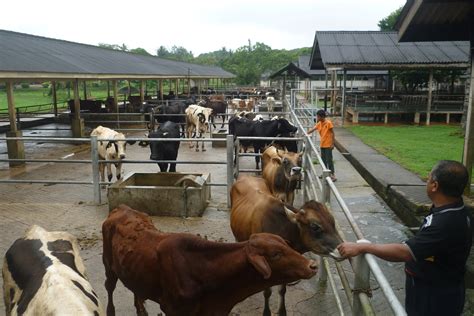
[[284, 206, 298, 223], [246, 242, 272, 279]]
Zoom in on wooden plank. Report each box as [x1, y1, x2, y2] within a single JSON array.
[[6, 81, 17, 132]]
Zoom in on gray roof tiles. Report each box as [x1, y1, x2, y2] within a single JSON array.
[[0, 29, 235, 79], [310, 31, 469, 69]]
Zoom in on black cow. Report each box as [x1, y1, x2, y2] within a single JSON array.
[[229, 117, 297, 169], [149, 121, 181, 172], [228, 116, 254, 154], [154, 101, 187, 135], [252, 118, 297, 169]]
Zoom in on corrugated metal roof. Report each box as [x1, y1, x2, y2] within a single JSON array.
[[396, 0, 473, 41], [0, 29, 235, 79], [310, 31, 469, 70]]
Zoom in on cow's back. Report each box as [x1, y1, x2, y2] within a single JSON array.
[[230, 176, 280, 241], [3, 225, 103, 315], [102, 205, 164, 300]]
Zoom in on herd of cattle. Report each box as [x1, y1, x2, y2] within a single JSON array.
[[2, 178, 343, 315], [1, 92, 347, 315]]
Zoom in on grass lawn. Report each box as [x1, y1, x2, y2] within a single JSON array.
[[345, 124, 470, 181]]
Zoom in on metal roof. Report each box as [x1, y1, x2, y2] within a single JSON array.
[[270, 55, 389, 79], [0, 29, 235, 80], [310, 31, 470, 70], [396, 0, 473, 42]]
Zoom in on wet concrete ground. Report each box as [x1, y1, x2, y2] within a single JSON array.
[[0, 122, 411, 315]]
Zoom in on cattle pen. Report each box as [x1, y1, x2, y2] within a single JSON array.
[[0, 95, 408, 315]]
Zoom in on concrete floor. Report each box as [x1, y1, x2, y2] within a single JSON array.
[[0, 123, 409, 315]]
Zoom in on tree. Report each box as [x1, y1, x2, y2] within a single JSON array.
[[378, 7, 403, 31], [129, 48, 151, 56]]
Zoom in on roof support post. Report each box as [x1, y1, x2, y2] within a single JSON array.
[[6, 81, 17, 132], [159, 80, 163, 100], [324, 70, 328, 111], [140, 80, 145, 103], [426, 69, 433, 126], [175, 79, 179, 96], [112, 80, 118, 112], [52, 81, 58, 117], [71, 79, 84, 138], [107, 81, 111, 98], [463, 35, 474, 196], [342, 69, 347, 126], [5, 81, 25, 166]]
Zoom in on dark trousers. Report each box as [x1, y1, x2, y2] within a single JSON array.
[[320, 147, 334, 175], [405, 275, 465, 316]]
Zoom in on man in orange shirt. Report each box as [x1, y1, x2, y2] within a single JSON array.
[[306, 109, 336, 182]]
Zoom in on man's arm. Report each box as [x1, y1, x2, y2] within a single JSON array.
[[337, 242, 413, 262]]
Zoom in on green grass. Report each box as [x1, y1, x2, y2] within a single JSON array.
[[345, 125, 468, 180]]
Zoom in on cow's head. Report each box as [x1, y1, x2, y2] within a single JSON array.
[[277, 118, 297, 136], [246, 233, 317, 281], [106, 133, 134, 160], [274, 149, 303, 181], [197, 108, 213, 133], [284, 201, 343, 260]]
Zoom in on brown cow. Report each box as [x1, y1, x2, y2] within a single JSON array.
[[230, 176, 343, 316], [102, 204, 317, 316], [262, 145, 303, 206]]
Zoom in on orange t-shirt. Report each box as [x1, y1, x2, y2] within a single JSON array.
[[315, 119, 334, 148]]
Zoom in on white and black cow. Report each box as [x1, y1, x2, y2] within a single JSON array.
[[2, 225, 104, 316], [184, 104, 213, 152], [90, 126, 135, 182], [148, 121, 181, 172]]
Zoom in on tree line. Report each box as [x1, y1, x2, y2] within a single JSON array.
[[98, 41, 311, 86]]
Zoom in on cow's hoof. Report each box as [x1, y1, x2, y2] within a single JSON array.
[[117, 174, 121, 180], [202, 148, 206, 152], [108, 175, 113, 182], [196, 148, 200, 152]]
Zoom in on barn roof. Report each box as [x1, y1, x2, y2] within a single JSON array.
[[0, 29, 235, 80], [310, 31, 470, 70], [396, 0, 473, 42], [270, 55, 388, 79]]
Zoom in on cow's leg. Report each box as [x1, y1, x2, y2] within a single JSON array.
[[187, 126, 195, 148], [263, 287, 272, 316], [221, 115, 225, 128], [277, 284, 287, 316], [104, 268, 118, 316], [107, 163, 113, 182], [115, 162, 122, 180], [195, 133, 200, 152], [169, 163, 177, 172], [134, 294, 148, 316], [255, 147, 261, 171], [99, 162, 105, 183]]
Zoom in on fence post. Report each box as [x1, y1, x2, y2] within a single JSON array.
[[226, 135, 234, 208], [91, 135, 101, 204], [234, 138, 240, 179], [353, 239, 372, 316], [321, 169, 331, 204], [16, 108, 21, 130]]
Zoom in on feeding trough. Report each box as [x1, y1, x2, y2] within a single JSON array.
[[211, 128, 228, 148], [107, 172, 211, 217]]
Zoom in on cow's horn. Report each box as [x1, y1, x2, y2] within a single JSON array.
[[283, 206, 298, 223]]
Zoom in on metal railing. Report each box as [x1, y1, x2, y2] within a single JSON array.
[[288, 92, 406, 315]]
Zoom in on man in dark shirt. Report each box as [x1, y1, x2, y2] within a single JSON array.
[[337, 160, 472, 315]]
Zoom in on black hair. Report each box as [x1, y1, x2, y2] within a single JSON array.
[[431, 160, 468, 197], [316, 110, 327, 117]]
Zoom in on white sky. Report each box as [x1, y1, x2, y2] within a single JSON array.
[[1, 0, 407, 56]]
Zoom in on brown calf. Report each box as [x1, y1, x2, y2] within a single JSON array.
[[102, 204, 317, 316]]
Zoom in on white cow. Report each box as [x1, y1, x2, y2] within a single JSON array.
[[90, 126, 135, 182], [2, 225, 104, 316], [185, 104, 213, 152]]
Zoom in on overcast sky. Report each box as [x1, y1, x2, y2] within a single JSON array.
[[1, 0, 406, 56]]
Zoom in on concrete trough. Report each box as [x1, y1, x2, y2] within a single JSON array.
[[211, 128, 228, 148], [107, 172, 211, 217]]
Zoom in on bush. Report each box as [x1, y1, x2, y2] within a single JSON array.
[[21, 82, 30, 89], [42, 82, 50, 88]]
